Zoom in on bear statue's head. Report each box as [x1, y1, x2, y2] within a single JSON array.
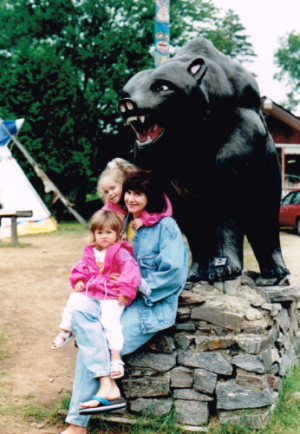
[[119, 56, 210, 168], [119, 37, 261, 171]]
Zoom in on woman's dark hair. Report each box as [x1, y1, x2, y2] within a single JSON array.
[[123, 170, 167, 214]]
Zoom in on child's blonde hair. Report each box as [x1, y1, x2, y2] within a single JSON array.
[[87, 209, 123, 244], [97, 158, 137, 202]]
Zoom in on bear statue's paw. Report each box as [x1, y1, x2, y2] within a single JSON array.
[[206, 260, 242, 283], [255, 273, 290, 287], [255, 265, 290, 287], [187, 261, 207, 283]]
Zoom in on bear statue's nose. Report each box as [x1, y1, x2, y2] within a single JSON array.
[[119, 98, 136, 115]]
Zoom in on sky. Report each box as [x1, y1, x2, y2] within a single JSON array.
[[213, 0, 300, 114]]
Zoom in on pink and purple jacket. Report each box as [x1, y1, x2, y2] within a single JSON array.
[[69, 241, 141, 306], [102, 194, 173, 227]]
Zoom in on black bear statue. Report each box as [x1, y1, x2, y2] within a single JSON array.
[[119, 37, 289, 285]]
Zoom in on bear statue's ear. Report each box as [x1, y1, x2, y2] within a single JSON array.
[[188, 58, 207, 83]]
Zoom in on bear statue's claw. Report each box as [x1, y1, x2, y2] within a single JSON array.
[[206, 262, 242, 283], [255, 274, 290, 287], [187, 262, 206, 283]]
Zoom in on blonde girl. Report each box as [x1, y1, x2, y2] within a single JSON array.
[[97, 158, 136, 219]]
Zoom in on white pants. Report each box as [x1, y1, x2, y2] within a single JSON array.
[[59, 292, 125, 353]]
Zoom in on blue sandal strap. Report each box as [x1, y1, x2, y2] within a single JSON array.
[[91, 396, 111, 405]]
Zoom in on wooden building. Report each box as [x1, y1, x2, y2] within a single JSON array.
[[261, 97, 300, 197]]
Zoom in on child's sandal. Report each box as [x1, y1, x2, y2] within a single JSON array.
[[51, 331, 74, 350], [110, 360, 125, 379]]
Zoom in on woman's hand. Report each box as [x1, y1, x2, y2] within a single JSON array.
[[132, 218, 144, 230], [108, 273, 120, 284], [74, 280, 85, 292], [118, 294, 129, 305]]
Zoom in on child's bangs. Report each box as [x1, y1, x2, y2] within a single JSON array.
[[90, 210, 123, 235]]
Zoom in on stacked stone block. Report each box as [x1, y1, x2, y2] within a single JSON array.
[[122, 275, 300, 428]]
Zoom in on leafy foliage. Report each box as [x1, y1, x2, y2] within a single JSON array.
[[274, 31, 300, 112], [0, 0, 255, 218]]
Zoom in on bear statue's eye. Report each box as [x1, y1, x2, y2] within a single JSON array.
[[151, 81, 171, 93]]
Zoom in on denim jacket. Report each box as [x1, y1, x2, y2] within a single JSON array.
[[125, 216, 188, 333]]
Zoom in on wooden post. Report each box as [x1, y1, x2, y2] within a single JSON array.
[[281, 146, 286, 192], [11, 216, 18, 244], [0, 210, 33, 244]]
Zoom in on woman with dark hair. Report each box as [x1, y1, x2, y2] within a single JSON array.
[[61, 170, 188, 434], [124, 169, 168, 211]]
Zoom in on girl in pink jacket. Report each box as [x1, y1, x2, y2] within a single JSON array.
[[97, 158, 172, 229], [51, 209, 141, 380]]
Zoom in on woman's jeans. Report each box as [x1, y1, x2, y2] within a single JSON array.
[[65, 296, 156, 427]]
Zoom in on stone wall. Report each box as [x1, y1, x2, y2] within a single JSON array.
[[121, 274, 300, 429]]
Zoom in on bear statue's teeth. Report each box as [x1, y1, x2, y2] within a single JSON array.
[[126, 115, 146, 125], [126, 115, 164, 146], [137, 136, 153, 146], [126, 116, 138, 125], [136, 125, 164, 146]]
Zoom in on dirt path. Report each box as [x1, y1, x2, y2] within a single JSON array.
[[0, 228, 299, 433], [0, 229, 87, 433]]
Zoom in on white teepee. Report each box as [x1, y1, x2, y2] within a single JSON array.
[[0, 119, 57, 238]]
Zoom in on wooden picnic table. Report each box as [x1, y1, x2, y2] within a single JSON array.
[[0, 210, 33, 244]]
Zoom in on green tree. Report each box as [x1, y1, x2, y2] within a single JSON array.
[[0, 0, 255, 218], [274, 31, 300, 112], [170, 5, 255, 61]]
